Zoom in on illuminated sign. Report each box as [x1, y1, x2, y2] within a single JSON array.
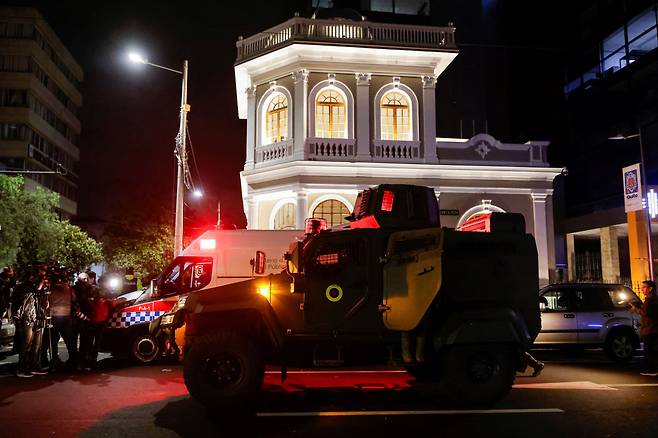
[[622, 163, 643, 212], [648, 188, 658, 219]]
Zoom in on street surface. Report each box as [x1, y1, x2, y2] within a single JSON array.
[[1, 347, 657, 437]]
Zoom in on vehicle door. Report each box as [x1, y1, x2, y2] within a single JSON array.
[[537, 288, 578, 344], [574, 288, 614, 344], [303, 233, 373, 332]]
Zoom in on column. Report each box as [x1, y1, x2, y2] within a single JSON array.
[[296, 191, 308, 230], [292, 69, 309, 161], [600, 226, 621, 284], [566, 233, 576, 281], [531, 193, 550, 286], [627, 210, 651, 290], [421, 75, 438, 164], [244, 86, 257, 170], [355, 72, 371, 161], [247, 197, 258, 230]]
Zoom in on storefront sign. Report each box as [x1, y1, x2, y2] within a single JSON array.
[[623, 163, 643, 212]]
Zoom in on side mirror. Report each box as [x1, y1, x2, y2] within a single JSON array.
[[253, 250, 266, 275]]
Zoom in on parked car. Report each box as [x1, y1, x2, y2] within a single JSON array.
[[534, 283, 642, 362], [1, 315, 15, 347]]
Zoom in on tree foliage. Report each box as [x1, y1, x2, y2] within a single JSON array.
[[0, 175, 102, 272], [103, 213, 173, 280]]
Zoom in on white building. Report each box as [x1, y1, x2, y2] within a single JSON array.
[[234, 16, 562, 286]]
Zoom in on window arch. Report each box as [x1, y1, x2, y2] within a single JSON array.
[[380, 91, 411, 141], [315, 88, 346, 138], [455, 201, 507, 229], [308, 80, 354, 139], [312, 199, 350, 228], [265, 93, 288, 144], [373, 81, 419, 141], [257, 86, 293, 146], [273, 202, 296, 230]]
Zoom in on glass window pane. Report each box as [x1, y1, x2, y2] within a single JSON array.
[[274, 203, 296, 230], [602, 48, 625, 72], [629, 27, 657, 54], [394, 0, 429, 15], [628, 7, 657, 42], [602, 27, 625, 58], [371, 0, 393, 13]]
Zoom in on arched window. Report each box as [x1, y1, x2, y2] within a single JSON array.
[[380, 91, 411, 141], [312, 199, 350, 228], [265, 93, 288, 144], [273, 203, 296, 230], [315, 88, 346, 138]]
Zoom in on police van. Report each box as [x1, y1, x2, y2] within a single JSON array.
[[101, 229, 301, 362]]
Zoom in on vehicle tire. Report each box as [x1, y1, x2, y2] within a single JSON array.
[[604, 329, 636, 363], [184, 331, 264, 410], [441, 344, 516, 404], [132, 334, 160, 363]]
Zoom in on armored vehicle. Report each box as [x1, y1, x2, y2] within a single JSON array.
[[177, 184, 541, 408]]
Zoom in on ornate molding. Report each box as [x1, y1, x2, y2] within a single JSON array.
[[421, 75, 437, 89], [268, 80, 277, 90], [355, 72, 371, 86], [245, 85, 257, 97], [392, 76, 401, 88], [291, 69, 309, 84], [327, 73, 336, 85]]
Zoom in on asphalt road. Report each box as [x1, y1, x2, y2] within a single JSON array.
[[1, 348, 657, 437]]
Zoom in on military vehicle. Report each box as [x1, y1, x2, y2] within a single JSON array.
[[176, 184, 541, 409]]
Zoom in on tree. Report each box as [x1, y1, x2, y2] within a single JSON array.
[[0, 175, 103, 272], [103, 213, 173, 280], [55, 221, 103, 273]]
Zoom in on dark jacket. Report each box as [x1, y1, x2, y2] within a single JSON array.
[[631, 294, 658, 336]]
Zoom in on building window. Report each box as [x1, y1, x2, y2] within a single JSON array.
[[312, 199, 350, 228], [265, 93, 288, 144], [315, 88, 346, 138], [273, 203, 296, 230], [380, 91, 411, 141]]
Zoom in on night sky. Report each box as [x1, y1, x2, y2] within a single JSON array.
[[10, 0, 570, 234]]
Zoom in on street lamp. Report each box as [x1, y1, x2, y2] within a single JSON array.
[[610, 128, 654, 279], [192, 189, 222, 228], [128, 52, 189, 256]]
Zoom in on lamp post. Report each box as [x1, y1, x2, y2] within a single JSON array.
[[128, 53, 189, 256], [611, 128, 654, 280]]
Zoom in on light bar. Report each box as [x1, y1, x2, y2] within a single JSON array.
[[200, 239, 216, 250]]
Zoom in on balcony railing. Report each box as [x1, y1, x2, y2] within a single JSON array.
[[236, 17, 456, 63], [255, 139, 294, 165], [373, 140, 422, 162], [306, 138, 356, 161]]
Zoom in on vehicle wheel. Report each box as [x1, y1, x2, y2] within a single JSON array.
[[184, 331, 264, 410], [441, 344, 516, 404], [604, 330, 636, 363], [132, 334, 160, 363]]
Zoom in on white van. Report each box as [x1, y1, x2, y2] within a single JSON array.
[[102, 229, 301, 362]]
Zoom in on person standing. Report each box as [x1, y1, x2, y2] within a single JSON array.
[[628, 280, 658, 376], [48, 271, 77, 370], [13, 271, 47, 377]]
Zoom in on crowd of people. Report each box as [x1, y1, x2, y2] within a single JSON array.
[[1, 264, 112, 377]]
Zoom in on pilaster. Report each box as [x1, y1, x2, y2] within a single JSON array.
[[531, 193, 550, 287], [421, 75, 438, 164], [600, 226, 621, 283], [244, 85, 257, 170], [292, 69, 309, 161], [355, 72, 372, 161], [247, 197, 258, 230], [296, 191, 308, 230]]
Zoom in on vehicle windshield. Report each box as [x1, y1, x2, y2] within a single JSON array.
[[135, 256, 213, 304]]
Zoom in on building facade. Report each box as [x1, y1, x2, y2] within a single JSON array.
[[558, 0, 658, 287], [0, 6, 83, 218], [235, 15, 562, 285]]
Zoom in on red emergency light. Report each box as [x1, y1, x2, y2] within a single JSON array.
[[457, 212, 492, 233], [305, 218, 327, 234]]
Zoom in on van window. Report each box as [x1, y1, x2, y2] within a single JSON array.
[[158, 256, 213, 297]]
